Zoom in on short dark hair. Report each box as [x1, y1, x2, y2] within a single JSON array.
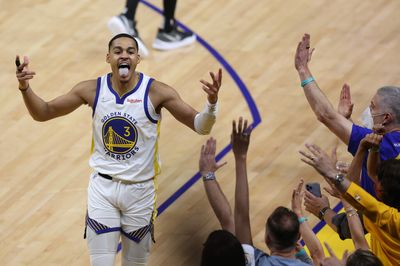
[[377, 159, 400, 209], [346, 249, 383, 266], [201, 230, 246, 266], [108, 33, 139, 52], [266, 206, 300, 251]]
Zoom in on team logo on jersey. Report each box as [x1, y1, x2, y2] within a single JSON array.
[[102, 116, 138, 154]]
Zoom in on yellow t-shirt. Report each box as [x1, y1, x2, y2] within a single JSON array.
[[343, 182, 400, 265]]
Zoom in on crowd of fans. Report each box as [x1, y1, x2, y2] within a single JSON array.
[[199, 34, 400, 266]]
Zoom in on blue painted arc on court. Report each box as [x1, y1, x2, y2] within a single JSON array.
[[140, 0, 261, 215]]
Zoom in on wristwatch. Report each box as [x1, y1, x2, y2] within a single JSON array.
[[334, 173, 345, 184], [318, 207, 330, 220], [202, 172, 216, 181]]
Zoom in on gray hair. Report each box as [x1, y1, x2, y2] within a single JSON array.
[[376, 86, 400, 124]]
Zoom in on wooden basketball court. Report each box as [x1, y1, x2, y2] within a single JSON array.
[[1, 0, 400, 264]]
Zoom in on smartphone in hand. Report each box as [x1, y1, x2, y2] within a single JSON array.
[[306, 182, 322, 197]]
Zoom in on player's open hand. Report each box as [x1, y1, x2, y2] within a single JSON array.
[[200, 68, 222, 104]]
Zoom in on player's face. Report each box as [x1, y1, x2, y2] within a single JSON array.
[[107, 37, 140, 82]]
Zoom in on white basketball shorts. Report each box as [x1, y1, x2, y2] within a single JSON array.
[[87, 172, 157, 237]]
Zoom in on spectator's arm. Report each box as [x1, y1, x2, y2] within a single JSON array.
[[203, 179, 235, 234], [303, 190, 337, 232], [295, 34, 353, 144], [342, 199, 369, 250], [346, 144, 367, 185], [349, 133, 382, 184], [367, 150, 380, 183], [199, 138, 233, 233], [343, 183, 400, 237], [300, 143, 400, 237], [232, 118, 253, 245], [292, 180, 325, 265]]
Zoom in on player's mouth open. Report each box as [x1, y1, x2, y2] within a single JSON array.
[[118, 63, 130, 77]]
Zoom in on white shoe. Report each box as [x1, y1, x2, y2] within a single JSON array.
[[107, 15, 149, 57]]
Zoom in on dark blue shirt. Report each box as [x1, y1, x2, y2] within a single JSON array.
[[348, 124, 400, 197]]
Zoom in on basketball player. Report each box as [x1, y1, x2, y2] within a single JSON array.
[[15, 33, 222, 266]]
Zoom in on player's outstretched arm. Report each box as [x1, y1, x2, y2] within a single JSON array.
[[16, 55, 94, 121], [294, 34, 353, 144], [154, 69, 222, 134]]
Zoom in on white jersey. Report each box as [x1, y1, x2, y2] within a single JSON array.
[[89, 72, 161, 182]]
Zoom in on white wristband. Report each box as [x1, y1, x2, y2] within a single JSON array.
[[206, 101, 218, 114], [194, 101, 218, 135]]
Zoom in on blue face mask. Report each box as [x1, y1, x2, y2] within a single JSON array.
[[360, 107, 373, 129]]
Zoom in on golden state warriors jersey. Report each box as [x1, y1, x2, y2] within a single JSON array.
[[89, 73, 161, 182]]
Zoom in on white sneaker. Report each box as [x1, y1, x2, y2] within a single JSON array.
[[152, 26, 196, 51], [107, 15, 149, 57]]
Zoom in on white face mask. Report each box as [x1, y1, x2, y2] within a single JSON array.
[[360, 107, 373, 129]]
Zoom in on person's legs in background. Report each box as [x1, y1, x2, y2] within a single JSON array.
[[152, 0, 196, 51], [108, 0, 196, 55], [108, 0, 149, 57]]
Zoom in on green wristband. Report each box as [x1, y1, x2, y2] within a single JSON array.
[[298, 216, 308, 224], [301, 77, 315, 87], [295, 249, 307, 257]]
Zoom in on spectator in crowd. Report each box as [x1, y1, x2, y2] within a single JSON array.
[[200, 118, 316, 265], [201, 230, 246, 266], [294, 33, 400, 198], [300, 139, 400, 264]]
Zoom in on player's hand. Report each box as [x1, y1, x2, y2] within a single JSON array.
[[200, 68, 222, 104], [15, 55, 36, 91]]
